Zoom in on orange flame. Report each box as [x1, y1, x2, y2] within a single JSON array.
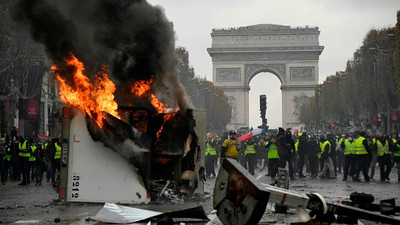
[[131, 79, 152, 97], [52, 53, 120, 128], [131, 79, 178, 140]]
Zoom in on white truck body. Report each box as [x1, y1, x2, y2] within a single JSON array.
[[66, 112, 149, 204]]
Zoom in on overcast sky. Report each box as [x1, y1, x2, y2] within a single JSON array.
[[148, 0, 399, 130]]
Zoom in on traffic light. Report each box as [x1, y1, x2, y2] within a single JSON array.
[[377, 117, 382, 128], [259, 95, 267, 119]]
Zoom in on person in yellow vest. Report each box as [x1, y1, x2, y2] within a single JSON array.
[[265, 135, 279, 178], [373, 133, 392, 181], [28, 139, 37, 184], [221, 130, 240, 161], [244, 138, 257, 175], [205, 133, 217, 178], [353, 131, 371, 182], [43, 141, 51, 183], [319, 134, 336, 179], [336, 134, 345, 174], [340, 133, 356, 181], [50, 138, 62, 184], [18, 136, 31, 185]]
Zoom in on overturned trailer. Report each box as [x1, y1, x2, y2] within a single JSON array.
[[58, 106, 205, 204], [214, 158, 400, 225]]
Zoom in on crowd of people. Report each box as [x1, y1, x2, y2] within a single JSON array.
[[0, 132, 62, 187], [204, 128, 400, 183]]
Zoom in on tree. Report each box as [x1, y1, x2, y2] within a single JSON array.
[[299, 12, 400, 134], [0, 0, 46, 137], [176, 47, 231, 132]]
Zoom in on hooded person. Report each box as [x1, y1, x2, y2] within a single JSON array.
[[298, 132, 309, 178], [276, 128, 295, 179]]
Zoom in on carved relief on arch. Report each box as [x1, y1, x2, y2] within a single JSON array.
[[244, 64, 286, 85], [227, 96, 238, 123], [217, 68, 241, 82], [293, 95, 310, 120]]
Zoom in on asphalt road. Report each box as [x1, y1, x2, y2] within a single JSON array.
[[1, 164, 400, 224]]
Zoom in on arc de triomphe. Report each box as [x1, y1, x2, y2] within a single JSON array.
[[207, 24, 324, 130]]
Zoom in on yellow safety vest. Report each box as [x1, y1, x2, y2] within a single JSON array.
[[245, 144, 256, 155], [393, 139, 400, 157], [4, 147, 11, 161], [343, 139, 355, 155], [354, 137, 368, 155], [321, 141, 331, 154], [54, 143, 62, 159], [29, 145, 37, 161], [375, 139, 390, 156], [205, 142, 217, 156], [338, 137, 344, 145], [267, 143, 279, 159], [19, 140, 30, 157], [294, 140, 299, 153]]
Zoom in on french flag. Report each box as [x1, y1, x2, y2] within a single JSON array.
[[237, 128, 266, 142]]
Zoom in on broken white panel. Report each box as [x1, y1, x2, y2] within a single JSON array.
[[67, 112, 149, 204], [92, 203, 162, 223], [261, 183, 309, 209]]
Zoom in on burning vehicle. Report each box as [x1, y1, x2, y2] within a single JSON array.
[[14, 0, 205, 203]]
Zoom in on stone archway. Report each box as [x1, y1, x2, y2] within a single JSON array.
[[207, 24, 324, 130]]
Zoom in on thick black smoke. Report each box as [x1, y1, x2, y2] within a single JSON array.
[[13, 0, 187, 111]]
